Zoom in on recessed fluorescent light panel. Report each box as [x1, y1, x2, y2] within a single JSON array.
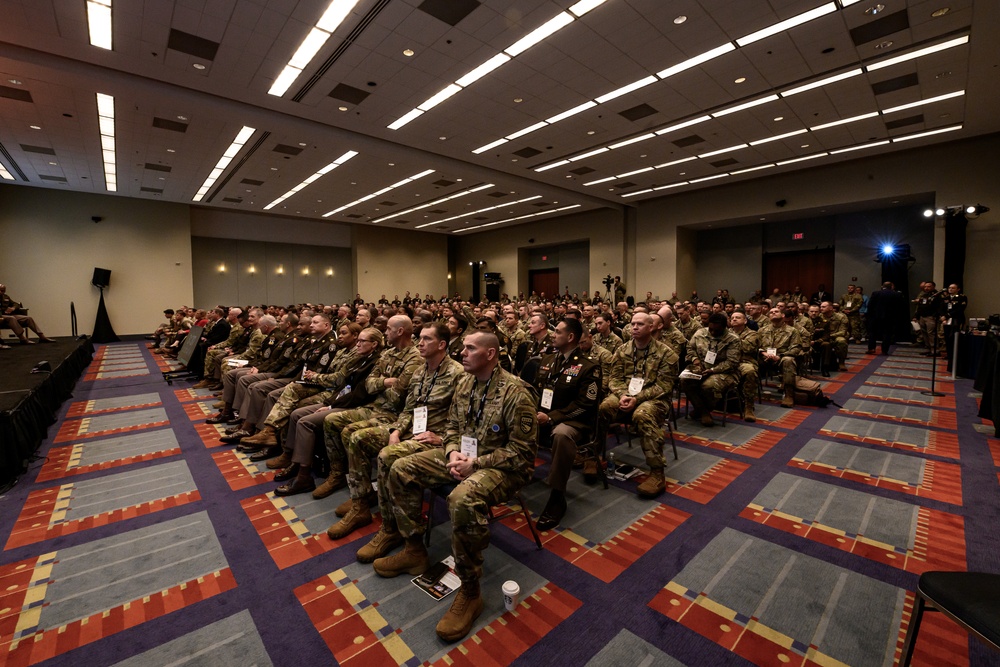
[[416, 195, 543, 229], [0, 162, 13, 180], [891, 124, 962, 142], [323, 169, 436, 217], [87, 0, 113, 50], [193, 126, 256, 202], [865, 35, 969, 72], [371, 183, 495, 223], [736, 3, 837, 47], [264, 150, 357, 210], [881, 90, 965, 115], [781, 68, 862, 97], [96, 93, 116, 191], [455, 205, 582, 233], [268, 0, 362, 97]]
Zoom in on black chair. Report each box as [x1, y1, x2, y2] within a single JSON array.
[[680, 382, 740, 427], [898, 571, 1000, 666], [424, 482, 543, 550]]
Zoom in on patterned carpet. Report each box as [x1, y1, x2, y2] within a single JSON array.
[[0, 341, 997, 666]]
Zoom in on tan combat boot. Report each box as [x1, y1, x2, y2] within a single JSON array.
[[326, 498, 372, 540], [356, 525, 404, 563], [743, 402, 756, 422], [335, 490, 377, 517], [636, 467, 665, 498], [265, 451, 292, 470], [312, 463, 346, 499], [781, 384, 795, 408], [436, 581, 484, 642], [373, 537, 429, 577], [240, 425, 277, 446]]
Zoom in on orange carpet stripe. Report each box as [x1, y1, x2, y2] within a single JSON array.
[[787, 458, 963, 505], [211, 450, 276, 491], [34, 448, 181, 483]]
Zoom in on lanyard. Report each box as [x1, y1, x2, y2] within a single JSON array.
[[416, 364, 440, 404], [466, 367, 496, 430], [632, 344, 650, 376]]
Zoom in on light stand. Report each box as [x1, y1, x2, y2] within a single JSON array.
[[921, 317, 945, 397]]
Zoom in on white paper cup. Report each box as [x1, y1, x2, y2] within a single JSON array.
[[502, 580, 520, 611]]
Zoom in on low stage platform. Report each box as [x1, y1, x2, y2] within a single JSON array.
[[0, 337, 94, 488]]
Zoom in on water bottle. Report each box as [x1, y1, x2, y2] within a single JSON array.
[[606, 452, 616, 475]]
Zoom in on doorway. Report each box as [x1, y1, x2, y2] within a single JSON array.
[[763, 248, 835, 298], [529, 268, 559, 300]]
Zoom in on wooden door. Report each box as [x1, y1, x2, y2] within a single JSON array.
[[529, 268, 559, 300], [763, 249, 835, 298]]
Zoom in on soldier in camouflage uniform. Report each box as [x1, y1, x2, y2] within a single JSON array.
[[820, 301, 849, 371], [372, 331, 538, 643], [839, 285, 862, 342], [202, 308, 267, 387], [681, 313, 741, 427], [675, 303, 701, 341], [320, 316, 428, 539], [207, 313, 286, 423], [758, 308, 802, 407], [597, 312, 678, 498], [808, 305, 832, 376], [593, 313, 623, 354], [197, 308, 246, 386], [729, 312, 759, 421], [350, 323, 464, 561], [580, 327, 613, 393], [655, 305, 688, 361]]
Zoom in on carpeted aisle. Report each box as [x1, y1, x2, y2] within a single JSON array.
[[0, 341, 997, 666]]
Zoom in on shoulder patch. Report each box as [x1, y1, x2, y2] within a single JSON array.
[[520, 414, 533, 434], [586, 382, 598, 401]]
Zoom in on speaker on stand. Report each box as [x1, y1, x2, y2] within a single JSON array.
[[91, 267, 119, 343]]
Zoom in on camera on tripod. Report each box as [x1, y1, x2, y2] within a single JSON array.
[[602, 274, 614, 290]]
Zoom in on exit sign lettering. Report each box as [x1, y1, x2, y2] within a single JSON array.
[[792, 232, 804, 240]]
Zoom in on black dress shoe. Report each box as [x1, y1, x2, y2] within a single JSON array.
[[249, 446, 281, 462], [206, 413, 233, 425], [236, 440, 264, 453], [220, 430, 250, 444], [274, 476, 316, 497], [273, 464, 299, 482], [536, 492, 567, 531]]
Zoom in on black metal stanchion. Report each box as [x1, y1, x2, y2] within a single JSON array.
[[922, 318, 945, 397]]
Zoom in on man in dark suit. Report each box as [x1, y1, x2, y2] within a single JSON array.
[[810, 283, 831, 306], [532, 318, 601, 530], [866, 282, 908, 355]]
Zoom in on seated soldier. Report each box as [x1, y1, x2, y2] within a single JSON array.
[[681, 313, 741, 427], [0, 283, 54, 342], [597, 312, 679, 498], [580, 326, 612, 394], [728, 312, 759, 422], [373, 331, 538, 643], [758, 308, 802, 407], [808, 305, 832, 376], [820, 301, 849, 371], [533, 318, 600, 529]]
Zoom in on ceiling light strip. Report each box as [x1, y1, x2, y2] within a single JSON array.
[[268, 0, 362, 97], [881, 90, 965, 115], [891, 124, 963, 142], [370, 183, 494, 223], [193, 126, 256, 202], [749, 128, 808, 146], [96, 93, 116, 192], [87, 0, 113, 50], [736, 2, 837, 47], [263, 150, 358, 210], [416, 195, 543, 229], [865, 35, 969, 72], [388, 1, 609, 130], [830, 140, 890, 154], [454, 204, 582, 233], [780, 68, 862, 97], [809, 111, 879, 131], [0, 163, 13, 180], [323, 168, 436, 217]]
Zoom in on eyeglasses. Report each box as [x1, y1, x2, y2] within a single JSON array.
[[358, 338, 376, 344]]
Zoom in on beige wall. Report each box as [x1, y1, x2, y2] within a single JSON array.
[[453, 208, 625, 299], [0, 185, 192, 336], [352, 226, 449, 301]]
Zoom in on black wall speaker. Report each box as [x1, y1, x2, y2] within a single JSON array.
[[92, 267, 111, 288]]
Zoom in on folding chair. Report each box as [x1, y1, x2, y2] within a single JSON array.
[[424, 483, 543, 550]]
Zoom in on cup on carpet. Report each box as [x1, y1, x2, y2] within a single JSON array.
[[502, 580, 520, 611]]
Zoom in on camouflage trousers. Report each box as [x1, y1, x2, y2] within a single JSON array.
[[738, 362, 758, 406], [344, 420, 397, 500], [830, 336, 848, 364], [375, 439, 438, 531], [204, 347, 228, 378], [388, 448, 529, 584], [263, 382, 327, 430], [323, 406, 394, 470], [762, 356, 797, 387], [847, 312, 863, 340], [598, 395, 669, 468], [681, 374, 735, 414]]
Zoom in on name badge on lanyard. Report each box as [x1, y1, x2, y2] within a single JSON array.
[[541, 388, 554, 409], [628, 377, 644, 396], [704, 350, 717, 365], [413, 406, 428, 434], [461, 435, 478, 458]]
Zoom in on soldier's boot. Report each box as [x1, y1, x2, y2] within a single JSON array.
[[336, 491, 377, 517], [636, 467, 666, 498], [436, 581, 483, 643], [192, 378, 212, 389], [240, 425, 277, 446], [326, 498, 372, 540], [373, 537, 429, 577], [743, 402, 756, 423], [356, 526, 404, 563], [312, 463, 347, 499], [265, 451, 292, 470], [781, 384, 795, 408]]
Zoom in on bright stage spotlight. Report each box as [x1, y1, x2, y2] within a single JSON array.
[[923, 209, 934, 217], [935, 207, 946, 216], [881, 244, 895, 256], [967, 205, 976, 214]]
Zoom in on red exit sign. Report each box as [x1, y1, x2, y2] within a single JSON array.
[[792, 232, 804, 240]]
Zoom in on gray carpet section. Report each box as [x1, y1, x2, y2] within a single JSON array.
[[81, 392, 161, 411], [584, 629, 687, 667], [840, 398, 935, 423], [751, 472, 919, 548], [61, 461, 196, 522], [673, 420, 762, 445], [794, 438, 926, 485], [855, 386, 937, 403], [673, 528, 904, 667], [821, 416, 930, 447], [75, 430, 179, 467], [873, 369, 936, 380], [76, 407, 168, 432], [92, 368, 151, 378], [611, 443, 718, 484], [112, 610, 273, 667], [38, 512, 228, 630]]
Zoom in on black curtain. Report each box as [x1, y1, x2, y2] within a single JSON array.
[[943, 211, 968, 288]]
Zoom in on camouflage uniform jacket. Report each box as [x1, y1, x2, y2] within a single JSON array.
[[388, 356, 464, 438], [824, 313, 850, 339], [660, 325, 688, 358], [735, 327, 759, 369], [584, 344, 614, 393], [677, 318, 701, 341], [608, 338, 678, 403], [212, 322, 243, 350], [758, 325, 802, 358], [363, 344, 423, 414], [312, 348, 362, 390], [685, 328, 741, 379], [593, 331, 623, 354], [444, 366, 538, 477], [233, 328, 265, 362]]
